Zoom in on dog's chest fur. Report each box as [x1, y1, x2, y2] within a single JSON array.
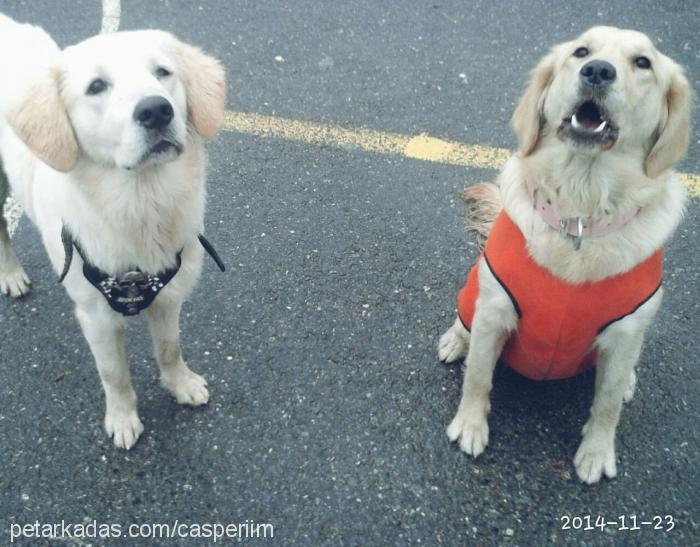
[[59, 140, 205, 275], [499, 155, 686, 284]]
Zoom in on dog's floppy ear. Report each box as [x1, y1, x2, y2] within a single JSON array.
[[511, 49, 558, 157], [7, 68, 79, 172], [645, 63, 692, 178], [175, 41, 226, 138]]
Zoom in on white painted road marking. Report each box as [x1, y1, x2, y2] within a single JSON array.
[[101, 0, 121, 34], [3, 197, 22, 237]]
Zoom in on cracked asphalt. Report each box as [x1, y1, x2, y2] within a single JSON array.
[[0, 0, 698, 545]]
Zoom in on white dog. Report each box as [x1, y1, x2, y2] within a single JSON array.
[[438, 26, 691, 483], [0, 14, 226, 449]]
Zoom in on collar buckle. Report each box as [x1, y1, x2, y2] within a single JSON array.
[[558, 217, 570, 236]]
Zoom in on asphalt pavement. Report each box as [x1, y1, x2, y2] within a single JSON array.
[[0, 1, 698, 545]]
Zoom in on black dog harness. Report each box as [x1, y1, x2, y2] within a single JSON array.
[[59, 226, 225, 316]]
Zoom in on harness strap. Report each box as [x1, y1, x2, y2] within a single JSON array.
[[198, 234, 226, 272], [58, 226, 225, 316]]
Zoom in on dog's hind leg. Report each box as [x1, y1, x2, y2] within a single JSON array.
[[0, 159, 31, 297], [438, 317, 470, 363]]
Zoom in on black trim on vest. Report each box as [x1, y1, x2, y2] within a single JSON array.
[[483, 252, 522, 318], [458, 313, 471, 333], [597, 280, 663, 334]]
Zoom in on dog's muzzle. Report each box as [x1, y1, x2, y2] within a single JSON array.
[[558, 99, 619, 148]]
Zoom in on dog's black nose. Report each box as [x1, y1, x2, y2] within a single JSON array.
[[133, 96, 174, 130], [580, 60, 616, 87]]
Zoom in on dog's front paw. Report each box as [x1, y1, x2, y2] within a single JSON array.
[[447, 409, 489, 457], [574, 428, 617, 484], [438, 325, 468, 363], [161, 366, 209, 406], [0, 265, 31, 298], [105, 409, 144, 450]]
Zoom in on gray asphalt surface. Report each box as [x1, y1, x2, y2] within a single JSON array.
[[1, 1, 698, 545]]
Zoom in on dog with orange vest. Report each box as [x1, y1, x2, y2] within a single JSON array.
[[438, 26, 691, 484]]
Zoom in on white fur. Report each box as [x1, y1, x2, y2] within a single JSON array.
[[0, 15, 225, 449], [442, 259, 518, 457], [440, 27, 690, 482]]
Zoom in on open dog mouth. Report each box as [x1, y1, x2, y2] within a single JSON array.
[[558, 100, 618, 148], [126, 139, 184, 170], [149, 139, 183, 157]]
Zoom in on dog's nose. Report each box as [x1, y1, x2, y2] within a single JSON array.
[[579, 60, 617, 87], [133, 96, 174, 130]]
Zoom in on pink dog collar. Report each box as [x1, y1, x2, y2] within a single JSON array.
[[525, 178, 639, 248]]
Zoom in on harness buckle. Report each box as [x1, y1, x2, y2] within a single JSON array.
[[118, 271, 150, 293]]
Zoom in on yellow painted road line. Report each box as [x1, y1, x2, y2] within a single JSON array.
[[223, 111, 510, 170], [223, 110, 700, 198]]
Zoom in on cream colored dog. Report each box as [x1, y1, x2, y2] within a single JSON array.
[[439, 26, 691, 483], [0, 14, 225, 449]]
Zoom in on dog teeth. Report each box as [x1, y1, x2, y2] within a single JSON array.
[[571, 114, 607, 133], [571, 114, 581, 130]]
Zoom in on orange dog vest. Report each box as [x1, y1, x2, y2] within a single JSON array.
[[457, 212, 662, 380]]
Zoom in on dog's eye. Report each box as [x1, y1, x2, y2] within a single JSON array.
[[86, 78, 108, 95], [573, 46, 589, 58], [634, 56, 652, 70], [155, 66, 172, 78]]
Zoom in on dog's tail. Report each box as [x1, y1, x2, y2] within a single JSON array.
[[459, 181, 503, 248]]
